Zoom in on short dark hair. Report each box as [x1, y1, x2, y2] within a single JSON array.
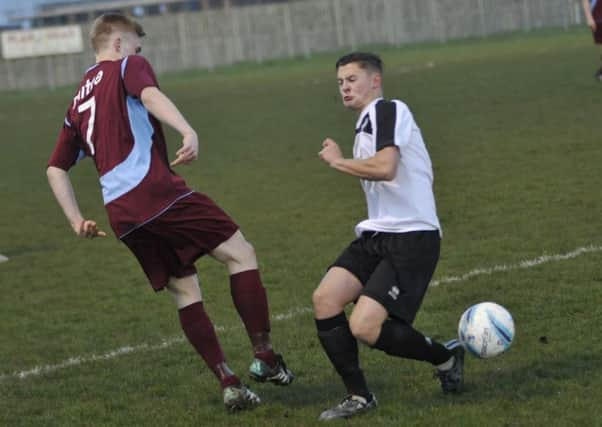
[[90, 13, 145, 53], [336, 52, 383, 73]]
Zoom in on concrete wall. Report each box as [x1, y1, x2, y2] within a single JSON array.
[[0, 0, 585, 91]]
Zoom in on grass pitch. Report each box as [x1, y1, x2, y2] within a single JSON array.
[[1, 28, 601, 426]]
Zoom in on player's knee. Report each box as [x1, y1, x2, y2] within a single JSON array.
[[239, 239, 256, 264], [348, 317, 367, 341], [312, 287, 336, 307], [312, 287, 326, 310], [220, 241, 258, 275], [167, 276, 202, 309], [312, 288, 345, 317], [349, 314, 379, 345], [228, 238, 256, 266]]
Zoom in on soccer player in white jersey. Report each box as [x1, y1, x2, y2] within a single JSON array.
[[312, 52, 464, 420]]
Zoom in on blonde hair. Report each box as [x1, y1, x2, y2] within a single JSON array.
[[90, 13, 145, 53]]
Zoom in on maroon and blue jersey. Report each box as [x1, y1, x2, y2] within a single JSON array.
[[591, 0, 602, 21], [48, 55, 192, 238]]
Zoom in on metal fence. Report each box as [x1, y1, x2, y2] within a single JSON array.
[[0, 0, 586, 91]]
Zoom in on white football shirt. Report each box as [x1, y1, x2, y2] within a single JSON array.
[[353, 97, 441, 236]]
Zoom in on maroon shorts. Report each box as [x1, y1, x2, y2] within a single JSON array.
[[122, 192, 239, 291]]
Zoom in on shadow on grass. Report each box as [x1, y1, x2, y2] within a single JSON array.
[[249, 376, 346, 408], [255, 348, 600, 412], [401, 349, 600, 407]]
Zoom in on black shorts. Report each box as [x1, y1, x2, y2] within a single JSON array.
[[331, 230, 440, 324]]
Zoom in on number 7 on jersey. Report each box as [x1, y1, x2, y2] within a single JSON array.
[[77, 97, 96, 156]]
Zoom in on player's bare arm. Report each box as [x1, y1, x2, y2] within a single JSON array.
[[140, 86, 198, 166], [46, 166, 106, 238], [582, 0, 597, 30], [319, 138, 399, 181]]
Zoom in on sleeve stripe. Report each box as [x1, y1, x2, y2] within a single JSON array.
[[375, 100, 397, 151], [121, 56, 129, 80]]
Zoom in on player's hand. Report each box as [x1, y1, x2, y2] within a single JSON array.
[[319, 138, 343, 165], [171, 132, 199, 167], [75, 220, 107, 239], [587, 16, 597, 31]]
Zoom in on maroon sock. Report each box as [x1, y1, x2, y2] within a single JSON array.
[[214, 362, 241, 389], [178, 301, 239, 388], [230, 270, 271, 335], [230, 270, 276, 365], [254, 349, 277, 367]]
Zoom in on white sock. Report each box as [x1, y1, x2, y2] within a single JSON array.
[[436, 356, 454, 371]]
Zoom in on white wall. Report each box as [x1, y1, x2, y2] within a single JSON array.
[[0, 0, 585, 91]]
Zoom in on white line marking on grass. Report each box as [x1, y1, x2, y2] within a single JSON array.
[[2, 246, 599, 382], [0, 337, 186, 381], [431, 244, 602, 287], [0, 307, 313, 382], [272, 306, 313, 321]]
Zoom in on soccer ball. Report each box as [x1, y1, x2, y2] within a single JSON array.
[[458, 302, 515, 359]]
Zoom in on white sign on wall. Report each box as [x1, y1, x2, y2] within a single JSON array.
[[1, 25, 83, 59]]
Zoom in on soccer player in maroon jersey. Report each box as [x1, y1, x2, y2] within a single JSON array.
[[582, 0, 602, 80], [46, 13, 293, 411]]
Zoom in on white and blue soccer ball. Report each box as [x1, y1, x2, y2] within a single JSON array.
[[458, 302, 515, 359]]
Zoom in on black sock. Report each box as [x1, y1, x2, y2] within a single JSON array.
[[315, 313, 371, 399], [373, 319, 451, 365]]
